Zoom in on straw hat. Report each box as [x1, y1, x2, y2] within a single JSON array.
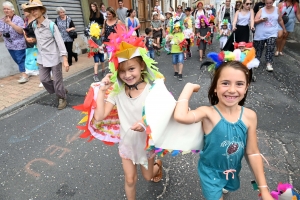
[[23, 0, 47, 13]]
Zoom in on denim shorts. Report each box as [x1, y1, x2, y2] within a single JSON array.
[[93, 52, 104, 63], [8, 49, 26, 72], [172, 53, 184, 65]]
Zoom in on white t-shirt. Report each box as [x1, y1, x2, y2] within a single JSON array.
[[183, 28, 193, 39], [100, 10, 107, 20], [106, 84, 151, 167], [195, 9, 205, 29]]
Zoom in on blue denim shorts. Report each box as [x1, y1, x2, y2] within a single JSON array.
[[147, 50, 155, 59], [8, 49, 26, 72], [172, 53, 184, 65], [93, 53, 104, 63]]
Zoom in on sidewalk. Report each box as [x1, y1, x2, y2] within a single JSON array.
[[0, 54, 94, 115]]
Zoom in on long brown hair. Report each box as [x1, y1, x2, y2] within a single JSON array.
[[89, 2, 100, 19], [208, 61, 250, 106]]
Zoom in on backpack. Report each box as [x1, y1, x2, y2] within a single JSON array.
[[32, 20, 55, 36], [194, 8, 206, 18]]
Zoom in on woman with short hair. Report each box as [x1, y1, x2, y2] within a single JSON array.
[[55, 7, 78, 66], [0, 1, 29, 83]]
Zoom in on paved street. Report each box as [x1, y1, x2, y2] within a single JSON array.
[[0, 39, 299, 200]]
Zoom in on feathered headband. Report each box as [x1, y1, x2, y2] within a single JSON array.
[[170, 18, 184, 33], [201, 48, 260, 71], [104, 24, 164, 94], [199, 15, 210, 26]]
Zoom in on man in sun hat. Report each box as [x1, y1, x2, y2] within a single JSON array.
[[23, 0, 69, 110]]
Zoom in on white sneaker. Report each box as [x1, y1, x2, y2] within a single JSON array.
[[18, 76, 29, 84], [266, 63, 273, 72], [39, 83, 44, 88], [222, 188, 229, 194]]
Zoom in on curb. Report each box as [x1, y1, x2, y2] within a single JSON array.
[[0, 65, 95, 119]]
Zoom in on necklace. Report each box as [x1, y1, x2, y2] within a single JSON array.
[[125, 80, 144, 98]]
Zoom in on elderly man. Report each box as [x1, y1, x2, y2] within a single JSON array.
[[116, 0, 128, 24]]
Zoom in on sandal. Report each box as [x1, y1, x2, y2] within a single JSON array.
[[279, 52, 283, 56], [151, 159, 163, 183], [184, 56, 187, 60], [274, 51, 279, 57]]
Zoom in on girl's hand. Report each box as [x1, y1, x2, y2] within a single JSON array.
[[186, 83, 200, 92], [232, 26, 237, 31], [251, 26, 255, 31], [100, 73, 113, 91], [131, 121, 146, 132]]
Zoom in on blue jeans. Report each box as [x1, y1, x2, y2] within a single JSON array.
[[172, 53, 184, 65], [93, 52, 104, 63], [147, 50, 155, 59], [8, 49, 26, 72]]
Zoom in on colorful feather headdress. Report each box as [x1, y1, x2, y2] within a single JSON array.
[[104, 24, 164, 94], [209, 15, 215, 23], [221, 19, 229, 26], [270, 183, 300, 200], [202, 48, 260, 71], [199, 15, 210, 26], [170, 18, 184, 33]]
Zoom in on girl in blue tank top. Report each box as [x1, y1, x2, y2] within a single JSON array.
[[174, 61, 273, 200]]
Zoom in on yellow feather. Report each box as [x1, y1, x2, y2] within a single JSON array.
[[78, 115, 88, 124]]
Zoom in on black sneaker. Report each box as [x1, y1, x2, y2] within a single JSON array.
[[174, 72, 178, 78], [178, 74, 183, 81]]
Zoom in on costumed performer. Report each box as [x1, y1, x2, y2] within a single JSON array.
[[183, 21, 194, 60], [174, 58, 273, 200], [196, 15, 211, 61], [87, 22, 106, 81], [92, 24, 165, 199], [218, 19, 231, 50], [167, 20, 186, 81], [209, 15, 216, 46]]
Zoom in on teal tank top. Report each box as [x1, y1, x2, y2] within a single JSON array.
[[199, 106, 248, 171]]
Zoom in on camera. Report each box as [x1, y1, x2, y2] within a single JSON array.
[[3, 32, 10, 38]]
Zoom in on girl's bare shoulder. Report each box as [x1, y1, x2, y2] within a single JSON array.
[[242, 107, 257, 121]]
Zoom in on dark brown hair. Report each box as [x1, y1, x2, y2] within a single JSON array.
[[90, 2, 100, 19], [208, 61, 250, 106], [106, 6, 117, 18]]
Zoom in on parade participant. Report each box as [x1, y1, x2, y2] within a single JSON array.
[[167, 20, 186, 81], [125, 9, 140, 36], [164, 11, 173, 35], [144, 28, 156, 60], [218, 0, 235, 29], [83, 24, 164, 200], [174, 60, 273, 200], [89, 2, 104, 27], [55, 7, 78, 66], [183, 22, 194, 60], [218, 19, 230, 50], [208, 15, 216, 47], [275, 0, 300, 56], [254, 0, 286, 71], [194, 1, 206, 32], [24, 0, 69, 110], [175, 5, 186, 23], [116, 0, 128, 24], [0, 1, 29, 83], [150, 12, 163, 56], [196, 15, 211, 61], [87, 22, 105, 81]]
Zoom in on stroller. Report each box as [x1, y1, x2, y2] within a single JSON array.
[[233, 31, 257, 82]]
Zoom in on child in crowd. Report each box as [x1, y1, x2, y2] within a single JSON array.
[[144, 27, 156, 60], [164, 11, 173, 35], [87, 22, 105, 82], [167, 21, 186, 81], [208, 15, 216, 47], [183, 22, 194, 60], [218, 19, 231, 50], [174, 60, 273, 200], [150, 12, 163, 56], [197, 15, 211, 61], [92, 24, 164, 200]]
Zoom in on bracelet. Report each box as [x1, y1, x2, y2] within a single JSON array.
[[257, 185, 268, 188], [138, 122, 147, 131], [191, 110, 197, 123], [177, 99, 188, 103]]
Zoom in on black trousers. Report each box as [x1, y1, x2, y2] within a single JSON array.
[[64, 42, 77, 65]]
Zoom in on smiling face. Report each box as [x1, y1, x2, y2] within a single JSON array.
[[30, 7, 44, 18], [118, 57, 145, 86], [214, 67, 248, 107]]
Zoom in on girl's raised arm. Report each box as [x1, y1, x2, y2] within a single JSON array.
[[174, 83, 207, 124], [245, 109, 272, 199], [94, 74, 115, 121]]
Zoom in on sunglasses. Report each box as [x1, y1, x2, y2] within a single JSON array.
[[246, 3, 253, 5]]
